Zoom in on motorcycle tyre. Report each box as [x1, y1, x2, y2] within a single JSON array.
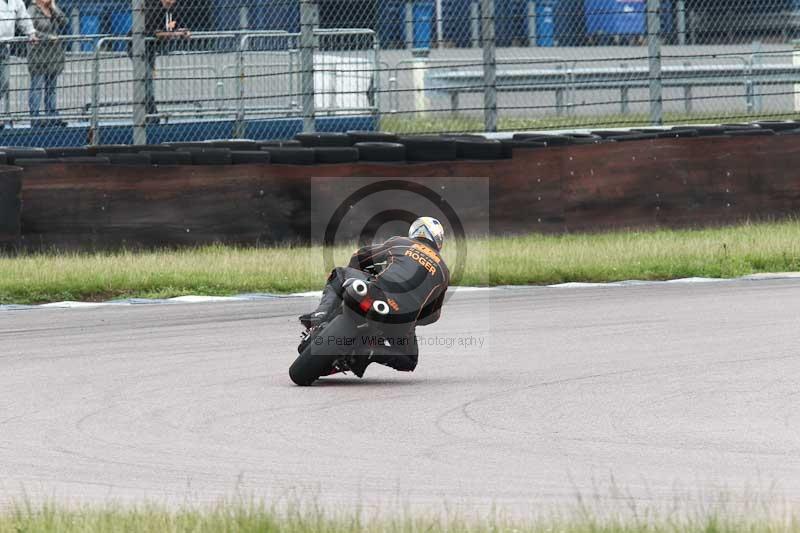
[[289, 315, 353, 386]]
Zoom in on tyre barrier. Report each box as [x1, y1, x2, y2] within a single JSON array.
[[46, 147, 91, 158], [650, 129, 698, 139], [205, 140, 262, 151], [499, 139, 548, 159], [726, 129, 775, 137], [511, 133, 574, 147], [606, 133, 660, 142], [354, 142, 406, 162], [399, 136, 458, 161], [261, 146, 316, 165], [231, 150, 271, 165], [97, 152, 152, 165], [4, 148, 47, 165], [676, 126, 729, 137], [0, 119, 792, 170], [260, 140, 302, 148], [454, 139, 504, 160], [176, 147, 234, 166], [313, 147, 359, 164], [86, 144, 174, 155], [755, 120, 799, 132], [13, 156, 111, 166], [347, 131, 399, 144], [140, 151, 192, 165], [720, 123, 760, 130], [295, 132, 352, 147]]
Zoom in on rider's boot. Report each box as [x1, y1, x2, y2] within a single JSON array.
[[347, 354, 370, 378], [327, 354, 369, 378], [299, 281, 342, 329]]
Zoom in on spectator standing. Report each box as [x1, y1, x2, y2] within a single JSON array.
[[27, 0, 67, 122], [140, 0, 189, 123], [0, 0, 37, 126]]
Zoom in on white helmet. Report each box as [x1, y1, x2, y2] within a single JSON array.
[[408, 217, 444, 250]]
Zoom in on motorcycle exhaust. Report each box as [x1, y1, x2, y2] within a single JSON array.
[[345, 278, 368, 299], [344, 278, 391, 318], [372, 300, 390, 315]]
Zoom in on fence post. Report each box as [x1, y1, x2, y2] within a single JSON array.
[[481, 0, 497, 132], [234, 36, 246, 139], [90, 41, 102, 145], [131, 0, 147, 145], [676, 0, 686, 45], [70, 7, 80, 53], [300, 0, 317, 134], [0, 44, 8, 119], [646, 0, 662, 126], [239, 5, 249, 31], [751, 40, 762, 113], [620, 63, 629, 114], [372, 34, 382, 131], [470, 1, 480, 48], [435, 0, 443, 47], [793, 40, 800, 113], [406, 1, 414, 50], [528, 0, 537, 47]]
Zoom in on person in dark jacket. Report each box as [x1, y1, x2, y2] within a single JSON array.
[[300, 217, 449, 377], [27, 0, 67, 120], [140, 0, 190, 122]]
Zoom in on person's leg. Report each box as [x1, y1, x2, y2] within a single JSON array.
[[300, 267, 366, 327], [28, 73, 42, 118], [345, 332, 418, 378], [0, 51, 11, 119], [144, 55, 157, 116], [44, 73, 58, 116], [370, 350, 418, 372], [366, 333, 419, 372]]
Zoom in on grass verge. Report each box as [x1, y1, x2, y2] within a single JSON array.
[[2, 220, 800, 305], [2, 502, 800, 533]]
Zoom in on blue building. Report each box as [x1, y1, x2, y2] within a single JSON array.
[[51, 0, 800, 49]]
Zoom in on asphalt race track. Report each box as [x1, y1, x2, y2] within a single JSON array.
[[2, 279, 800, 515]]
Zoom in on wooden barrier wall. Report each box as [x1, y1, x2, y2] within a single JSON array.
[[0, 166, 22, 247], [13, 134, 800, 249]]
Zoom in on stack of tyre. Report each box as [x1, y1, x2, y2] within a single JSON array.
[[0, 121, 797, 167]]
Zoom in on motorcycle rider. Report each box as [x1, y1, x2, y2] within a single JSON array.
[[299, 216, 449, 377]]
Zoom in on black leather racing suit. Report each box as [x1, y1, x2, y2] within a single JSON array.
[[329, 236, 449, 371]]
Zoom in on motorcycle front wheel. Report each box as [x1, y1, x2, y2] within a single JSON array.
[[289, 315, 354, 386]]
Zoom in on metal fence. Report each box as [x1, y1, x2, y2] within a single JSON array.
[[1, 0, 800, 146]]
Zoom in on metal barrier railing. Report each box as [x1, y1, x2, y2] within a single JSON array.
[[0, 34, 105, 124], [388, 56, 569, 115], [416, 53, 800, 118], [84, 29, 378, 144], [0, 29, 379, 144]]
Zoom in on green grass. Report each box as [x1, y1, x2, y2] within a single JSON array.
[[3, 220, 800, 304], [2, 502, 800, 533], [379, 111, 800, 134], [472, 221, 800, 286]]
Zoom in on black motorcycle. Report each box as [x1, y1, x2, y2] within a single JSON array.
[[289, 275, 392, 386]]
